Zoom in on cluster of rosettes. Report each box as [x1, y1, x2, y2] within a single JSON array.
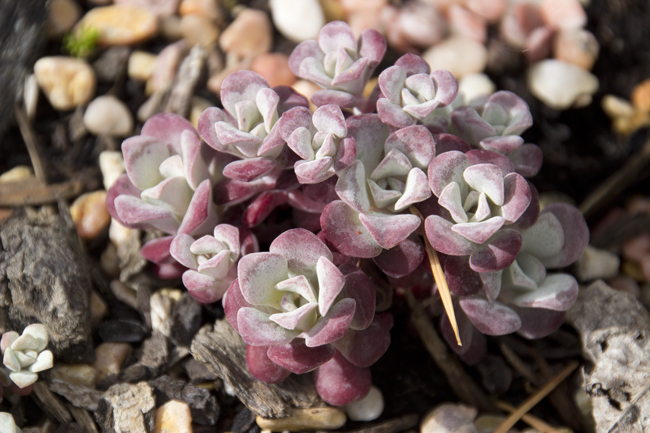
[[106, 20, 588, 406]]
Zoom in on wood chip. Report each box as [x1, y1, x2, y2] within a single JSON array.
[[67, 404, 100, 433], [49, 380, 103, 411], [32, 381, 73, 424], [0, 178, 83, 206]]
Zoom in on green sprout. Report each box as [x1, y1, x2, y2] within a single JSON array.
[[63, 26, 100, 59]]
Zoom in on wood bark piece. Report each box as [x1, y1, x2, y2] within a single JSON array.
[[566, 280, 650, 433], [191, 320, 320, 418], [164, 44, 206, 117], [33, 381, 74, 424], [67, 404, 100, 433], [50, 380, 103, 411], [94, 382, 156, 433], [0, 178, 84, 206]]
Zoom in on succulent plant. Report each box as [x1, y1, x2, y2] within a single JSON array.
[[1, 325, 53, 389], [289, 21, 386, 110], [223, 228, 392, 405]]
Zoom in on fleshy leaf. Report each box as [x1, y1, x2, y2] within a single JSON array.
[[267, 340, 335, 374], [170, 234, 199, 269], [469, 229, 522, 272], [269, 303, 319, 330], [223, 279, 251, 333], [305, 298, 356, 347], [425, 215, 474, 256], [539, 204, 589, 268], [270, 228, 333, 283], [443, 255, 483, 297], [246, 345, 291, 384], [504, 273, 578, 311], [373, 236, 424, 279], [513, 306, 566, 339], [501, 173, 531, 223], [385, 126, 436, 170], [314, 351, 372, 406], [452, 216, 505, 244], [337, 271, 377, 330], [122, 136, 169, 191], [238, 308, 300, 346], [463, 164, 505, 206], [333, 313, 393, 367], [223, 158, 276, 182], [317, 257, 346, 316], [336, 161, 370, 213], [459, 297, 522, 335], [238, 253, 288, 308], [359, 212, 421, 250], [321, 201, 383, 258], [428, 151, 470, 197]]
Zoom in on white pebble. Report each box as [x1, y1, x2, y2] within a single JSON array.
[[99, 151, 125, 190], [34, 56, 96, 111], [270, 0, 325, 43], [458, 73, 495, 104], [575, 245, 620, 282], [83, 95, 134, 137], [422, 36, 488, 78], [529, 59, 598, 110], [128, 51, 157, 81], [345, 385, 384, 421]]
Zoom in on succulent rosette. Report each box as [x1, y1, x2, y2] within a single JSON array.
[[377, 53, 459, 132], [289, 21, 386, 109], [2, 325, 53, 389], [450, 91, 543, 177], [170, 224, 257, 304], [223, 229, 392, 405]]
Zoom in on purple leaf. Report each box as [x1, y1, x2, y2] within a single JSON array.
[[289, 40, 322, 76], [321, 201, 383, 258], [385, 125, 436, 170], [520, 212, 564, 259], [114, 195, 179, 234], [238, 253, 288, 307], [106, 174, 142, 228], [452, 216, 506, 244], [314, 351, 372, 406], [512, 306, 566, 339], [425, 215, 474, 256], [373, 236, 424, 278], [238, 307, 300, 346], [269, 303, 319, 330], [483, 91, 533, 136], [359, 212, 421, 250], [295, 158, 334, 184], [243, 190, 289, 227], [346, 114, 389, 175], [501, 173, 531, 224], [358, 28, 387, 67], [463, 163, 505, 206], [246, 345, 291, 384], [511, 182, 539, 230], [442, 255, 483, 296], [431, 69, 459, 107], [140, 236, 174, 264], [287, 189, 328, 213], [337, 271, 376, 330], [394, 53, 430, 75], [428, 151, 470, 197], [434, 133, 471, 155], [170, 234, 198, 269], [335, 161, 370, 213], [122, 135, 169, 190], [441, 302, 476, 355], [183, 270, 232, 304], [317, 257, 346, 316], [451, 106, 496, 145], [311, 90, 357, 108], [141, 112, 195, 155], [459, 297, 522, 335], [469, 229, 522, 272], [509, 143, 543, 178], [270, 228, 333, 281], [480, 271, 503, 302], [274, 85, 310, 112], [197, 107, 234, 152], [223, 279, 251, 333], [378, 66, 406, 104], [480, 135, 524, 153], [220, 70, 269, 116], [539, 203, 590, 268], [319, 20, 357, 52], [305, 298, 356, 347], [333, 313, 393, 367], [223, 158, 276, 182], [313, 105, 347, 137], [334, 137, 356, 172], [377, 98, 415, 129], [267, 340, 335, 374], [503, 273, 578, 311], [178, 180, 218, 236]]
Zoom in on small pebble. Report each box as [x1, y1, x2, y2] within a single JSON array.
[[180, 13, 220, 47], [631, 79, 650, 114], [345, 386, 384, 421], [270, 0, 325, 43], [554, 29, 599, 70], [93, 342, 131, 382], [50, 364, 98, 387], [69, 190, 111, 240], [394, 3, 448, 47], [75, 5, 158, 46], [160, 15, 183, 40], [449, 5, 487, 43], [499, 2, 543, 49], [256, 408, 347, 431], [622, 233, 650, 262], [641, 256, 650, 282], [473, 414, 507, 433], [0, 166, 34, 183], [109, 219, 135, 246], [422, 36, 488, 78], [540, 0, 587, 30], [251, 53, 296, 87], [528, 59, 598, 110], [466, 0, 506, 22], [575, 245, 620, 282], [190, 96, 213, 129], [154, 400, 193, 433], [348, 9, 383, 39], [458, 73, 495, 103], [114, 0, 180, 18], [525, 25, 554, 63], [0, 413, 20, 433], [46, 0, 82, 38], [220, 9, 273, 58], [110, 280, 139, 310], [98, 319, 149, 343], [421, 404, 478, 433], [99, 151, 125, 190], [641, 284, 650, 310], [601, 95, 636, 120], [128, 51, 157, 81], [91, 289, 110, 328], [34, 56, 96, 111], [24, 74, 39, 120], [83, 95, 134, 137], [622, 260, 645, 282], [150, 289, 181, 337], [339, 0, 386, 14], [609, 275, 641, 297], [179, 0, 221, 20]]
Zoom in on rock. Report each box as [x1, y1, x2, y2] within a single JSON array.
[[92, 47, 131, 82], [449, 6, 487, 43], [458, 73, 495, 104], [91, 290, 109, 326], [128, 51, 157, 81], [632, 79, 650, 114], [99, 151, 125, 190], [46, 0, 82, 38], [256, 408, 347, 431], [251, 53, 295, 88], [270, 0, 324, 44], [473, 415, 507, 433], [98, 318, 149, 343], [154, 400, 193, 433], [553, 29, 599, 70], [345, 385, 384, 421], [50, 363, 97, 387], [608, 275, 641, 297], [49, 380, 103, 411], [110, 280, 139, 310], [150, 290, 179, 338], [152, 40, 188, 93], [170, 293, 202, 347], [466, 0, 506, 22], [121, 332, 168, 383], [0, 208, 94, 362], [574, 245, 620, 282], [601, 94, 636, 120], [528, 59, 598, 110], [422, 36, 488, 78], [566, 281, 650, 432], [540, 0, 587, 30], [165, 44, 206, 117], [69, 190, 111, 240], [524, 25, 554, 63], [34, 57, 96, 111], [150, 375, 219, 425], [93, 342, 131, 383], [220, 9, 272, 58], [0, 412, 20, 433], [114, 0, 180, 18], [420, 404, 478, 433], [83, 95, 134, 137], [179, 0, 221, 20], [623, 233, 650, 262], [180, 13, 219, 47], [348, 9, 383, 40], [160, 15, 183, 40], [183, 358, 218, 383], [95, 382, 156, 433], [0, 166, 34, 183], [339, 0, 386, 14], [75, 5, 158, 46]]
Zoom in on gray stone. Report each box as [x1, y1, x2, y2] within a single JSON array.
[[121, 331, 168, 383], [149, 375, 219, 425], [95, 382, 155, 433], [170, 293, 202, 347]]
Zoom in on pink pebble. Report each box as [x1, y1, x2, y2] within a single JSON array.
[[622, 233, 650, 262], [251, 53, 296, 88], [449, 5, 487, 43], [500, 2, 543, 48], [466, 0, 506, 22], [540, 0, 587, 30], [525, 26, 554, 62]]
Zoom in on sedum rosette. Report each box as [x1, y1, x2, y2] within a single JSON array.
[[2, 325, 53, 389]]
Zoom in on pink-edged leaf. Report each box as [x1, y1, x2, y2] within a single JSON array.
[[451, 106, 496, 145], [425, 215, 474, 256], [470, 229, 522, 272], [319, 20, 356, 52], [141, 112, 196, 155], [335, 160, 370, 213], [277, 275, 317, 304], [511, 182, 539, 230], [520, 212, 564, 259], [483, 91, 533, 136], [358, 28, 386, 67], [438, 182, 467, 223], [463, 163, 505, 206], [504, 273, 578, 311], [153, 258, 186, 279], [509, 143, 543, 178], [480, 135, 524, 153], [177, 180, 218, 236], [313, 105, 347, 137], [140, 236, 174, 264], [289, 40, 322, 75], [221, 70, 269, 116], [395, 168, 433, 211], [311, 90, 357, 108], [509, 253, 546, 287], [321, 201, 383, 258], [512, 306, 566, 339], [214, 121, 261, 152], [428, 151, 470, 197], [333, 313, 393, 368], [434, 134, 471, 155], [223, 279, 251, 333], [443, 254, 483, 296], [213, 224, 240, 254], [198, 250, 233, 279], [337, 271, 376, 330], [377, 98, 415, 130], [305, 298, 356, 347], [170, 234, 198, 269], [106, 173, 143, 227], [371, 149, 412, 180], [246, 345, 291, 384], [452, 216, 505, 244], [243, 190, 289, 228], [238, 253, 288, 308], [480, 270, 503, 302], [501, 172, 531, 223], [317, 257, 346, 316], [140, 176, 193, 218], [385, 126, 436, 170], [465, 149, 515, 175], [295, 158, 334, 184], [346, 114, 388, 174], [267, 340, 335, 375], [274, 85, 310, 112], [197, 107, 234, 151], [213, 175, 274, 206], [314, 351, 372, 406], [403, 100, 441, 120], [431, 69, 459, 107], [459, 297, 522, 335], [373, 236, 424, 279], [395, 53, 430, 75], [287, 189, 328, 213], [114, 195, 179, 234], [278, 106, 314, 142], [334, 137, 356, 172], [288, 127, 314, 160], [302, 176, 339, 204], [378, 66, 406, 104], [223, 158, 276, 182], [269, 303, 319, 330], [359, 212, 421, 250], [539, 203, 590, 268], [122, 135, 169, 190], [270, 228, 333, 283], [331, 58, 368, 93], [238, 307, 300, 346], [181, 131, 212, 190], [183, 270, 232, 304]]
